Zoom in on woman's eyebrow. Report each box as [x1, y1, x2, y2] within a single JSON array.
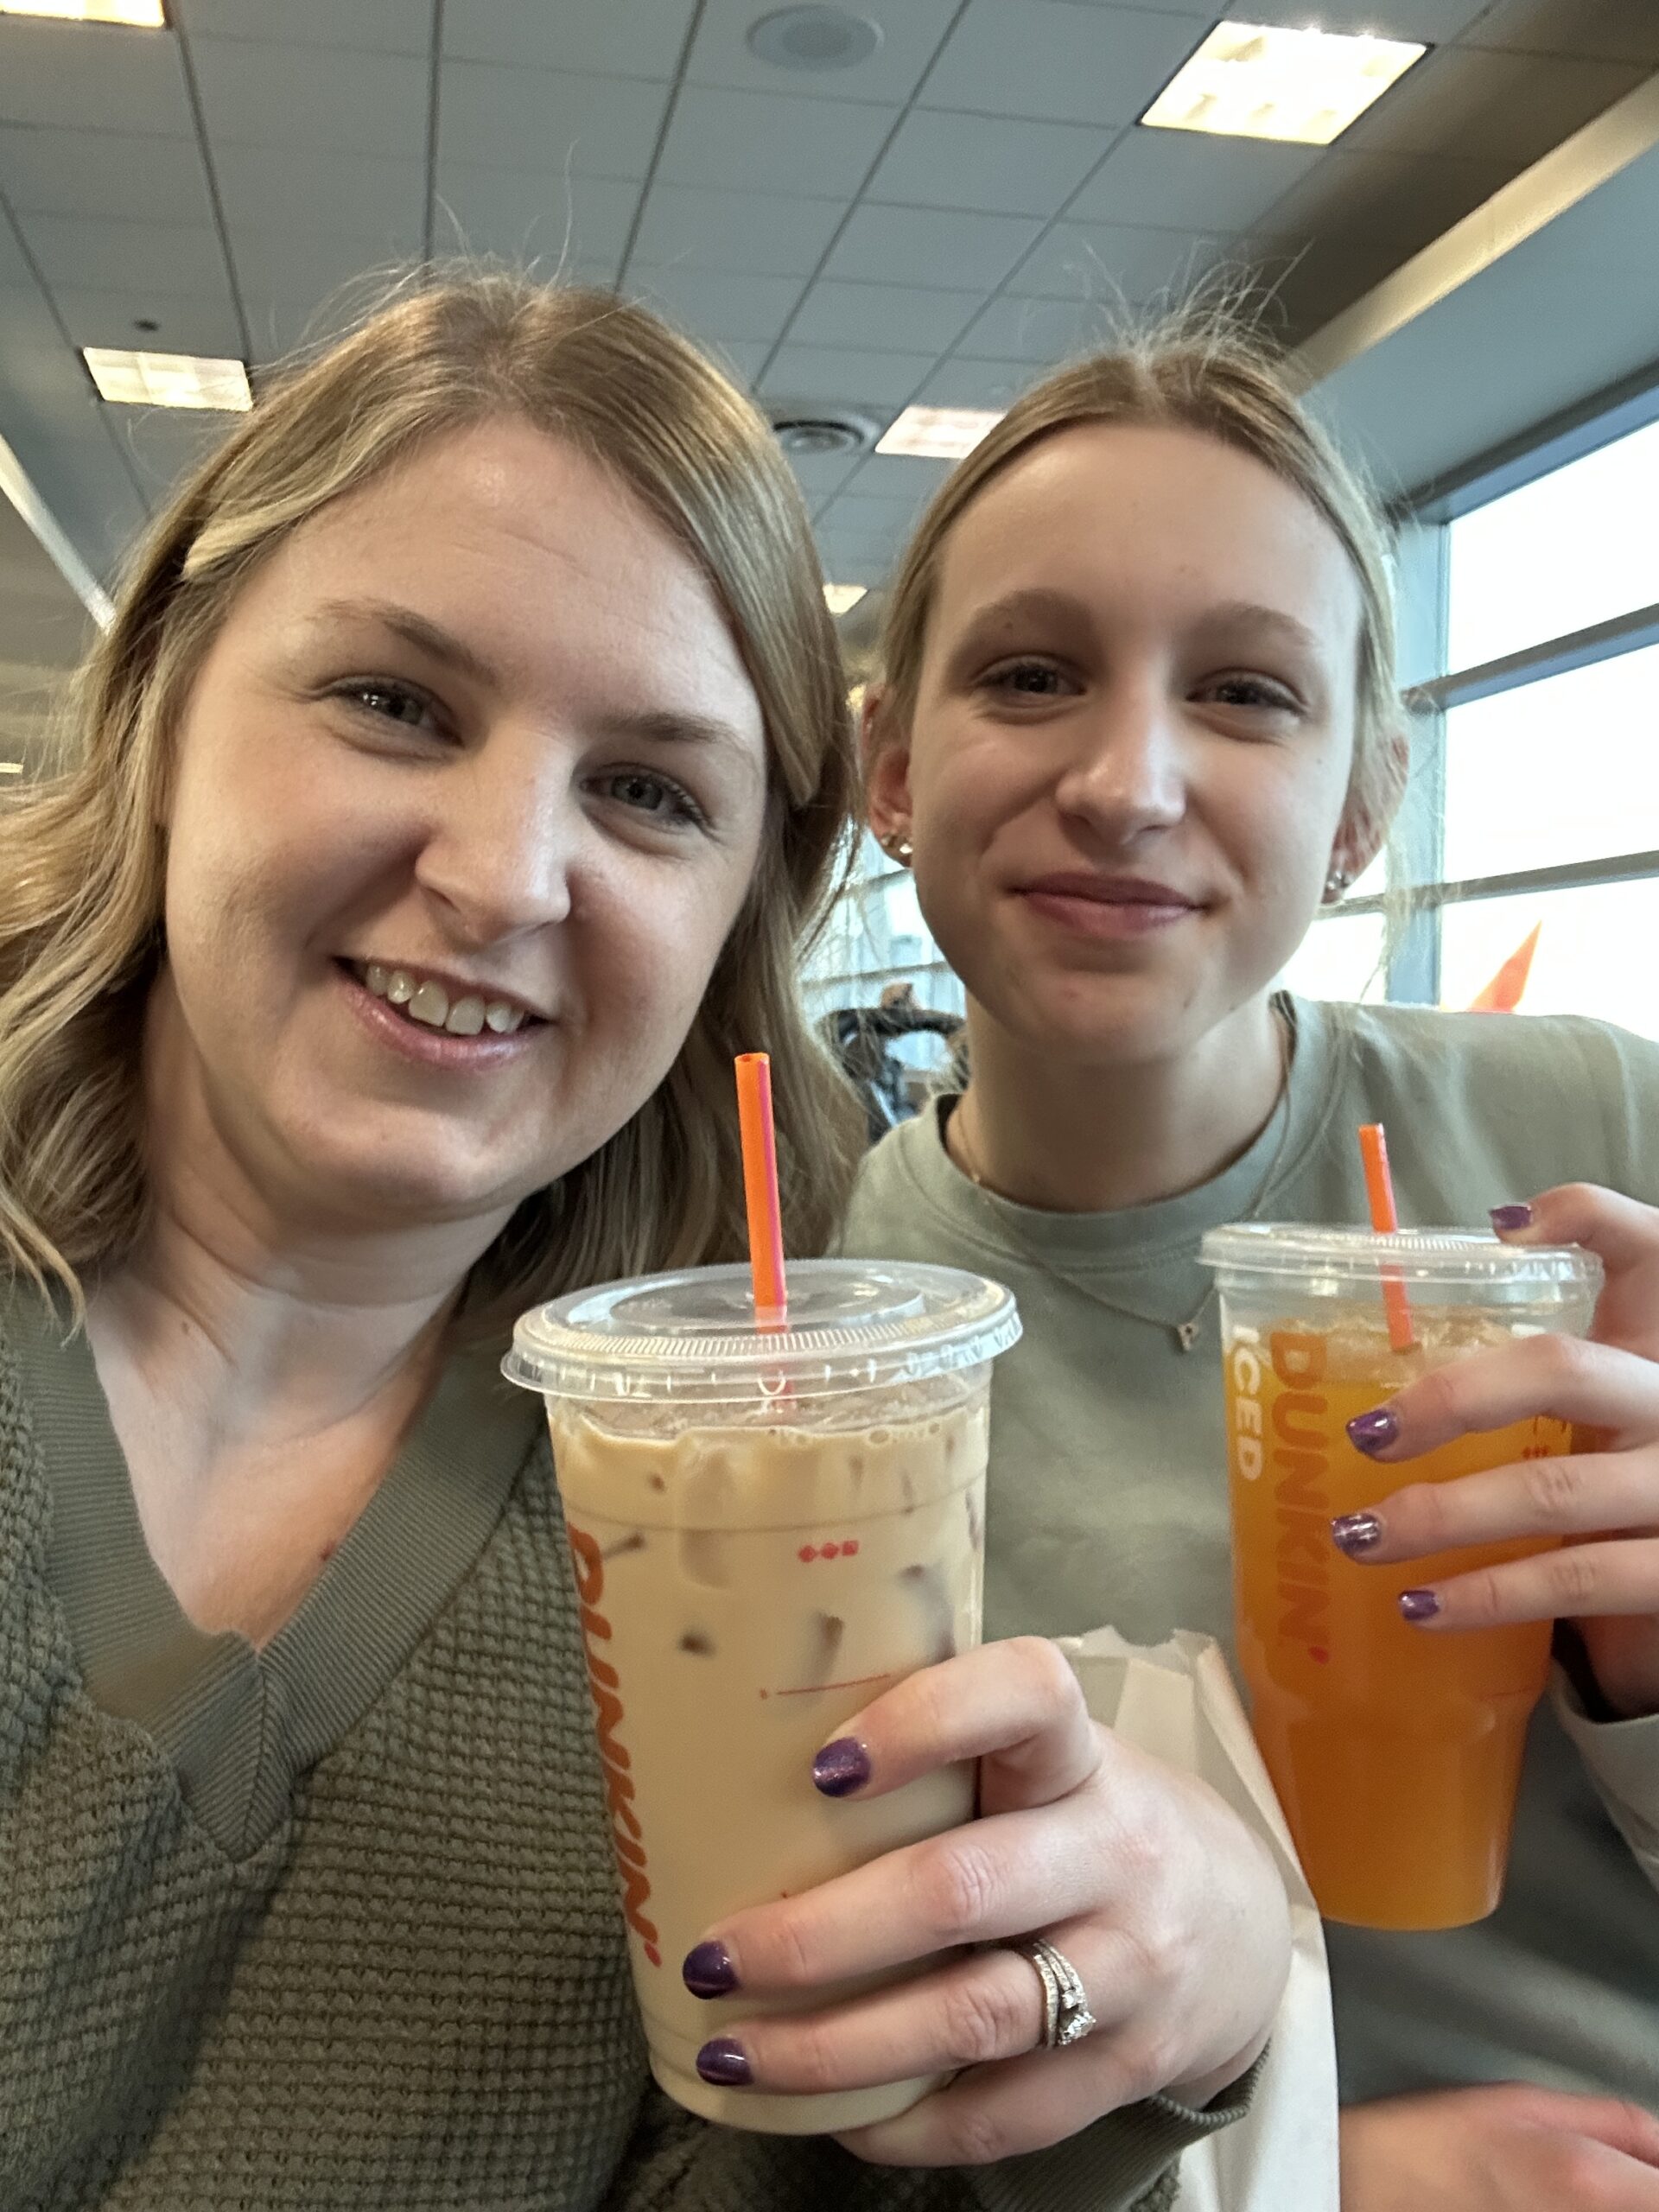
[[309, 597, 498, 688], [1201, 601, 1324, 655]]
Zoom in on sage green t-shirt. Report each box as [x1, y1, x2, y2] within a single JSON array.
[[840, 995, 1659, 2107]]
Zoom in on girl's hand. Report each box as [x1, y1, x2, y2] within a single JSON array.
[[1331, 1185, 1659, 1718], [1340, 2084, 1659, 2210], [677, 1637, 1291, 2166]]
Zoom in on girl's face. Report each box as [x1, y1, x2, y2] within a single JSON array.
[[158, 416, 770, 1238], [874, 421, 1369, 1068]]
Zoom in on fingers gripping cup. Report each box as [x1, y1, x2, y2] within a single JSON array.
[[505, 1260, 1020, 2133], [1200, 1225, 1601, 1933]]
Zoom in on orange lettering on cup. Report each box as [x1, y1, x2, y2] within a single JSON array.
[[569, 1522, 662, 1965], [1268, 1332, 1332, 1661]]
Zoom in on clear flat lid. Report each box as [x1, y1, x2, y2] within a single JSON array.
[[504, 1258, 1020, 1403], [1201, 1223, 1603, 1293]]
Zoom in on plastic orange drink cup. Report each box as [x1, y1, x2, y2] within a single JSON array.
[[1199, 1226, 1601, 1931]]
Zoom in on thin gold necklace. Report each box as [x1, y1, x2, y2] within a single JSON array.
[[947, 1001, 1295, 1354]]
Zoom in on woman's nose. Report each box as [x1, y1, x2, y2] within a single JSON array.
[[413, 741, 577, 944], [1052, 690, 1186, 842]]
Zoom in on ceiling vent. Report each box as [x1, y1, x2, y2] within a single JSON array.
[[747, 8, 882, 72], [766, 407, 878, 457]]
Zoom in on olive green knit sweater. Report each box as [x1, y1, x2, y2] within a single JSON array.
[[0, 1294, 1249, 2210]]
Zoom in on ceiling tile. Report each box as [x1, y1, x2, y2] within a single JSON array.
[[867, 108, 1114, 219], [19, 212, 227, 297], [191, 37, 428, 157], [957, 290, 1119, 365], [178, 0, 432, 54], [629, 265, 804, 347], [437, 61, 670, 178], [442, 0, 696, 75], [5, 421, 149, 585], [215, 148, 426, 246], [1004, 218, 1224, 302], [789, 278, 983, 353], [920, 2, 1208, 130], [1459, 0, 1659, 63], [785, 448, 864, 497], [908, 354, 1033, 408], [1337, 43, 1645, 162], [823, 204, 1042, 291], [630, 185, 845, 278], [761, 344, 938, 408], [658, 86, 898, 197], [53, 283, 244, 357], [702, 337, 769, 387], [1068, 129, 1322, 233], [232, 228, 408, 334], [430, 168, 639, 266], [0, 124, 214, 226], [0, 20, 195, 137], [1243, 0, 1489, 33], [824, 489, 935, 531], [686, 0, 963, 105], [109, 403, 238, 507], [1257, 148, 1515, 248], [841, 452, 953, 501]]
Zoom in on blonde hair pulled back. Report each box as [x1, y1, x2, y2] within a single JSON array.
[[0, 273, 861, 1325], [874, 309, 1406, 851]]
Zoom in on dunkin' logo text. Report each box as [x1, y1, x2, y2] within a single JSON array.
[[568, 1522, 662, 1966], [1233, 1327, 1333, 1665]]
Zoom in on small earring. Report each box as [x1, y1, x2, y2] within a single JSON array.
[[1323, 865, 1351, 904], [882, 835, 913, 866]]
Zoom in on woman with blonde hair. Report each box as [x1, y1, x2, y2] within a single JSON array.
[[845, 316, 1659, 2209], [0, 276, 1291, 2209]]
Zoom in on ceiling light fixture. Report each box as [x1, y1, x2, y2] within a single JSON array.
[[83, 346, 252, 410], [0, 1, 167, 23], [1141, 20, 1426, 146], [875, 406, 1001, 461], [747, 6, 880, 71], [823, 583, 868, 614]]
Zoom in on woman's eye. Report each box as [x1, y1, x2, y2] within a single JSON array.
[[335, 680, 441, 732], [1202, 675, 1300, 713], [984, 658, 1071, 698], [594, 769, 705, 828]]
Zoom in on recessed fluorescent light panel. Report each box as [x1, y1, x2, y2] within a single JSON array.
[[84, 347, 251, 410], [0, 1, 167, 22], [1141, 21, 1426, 146], [875, 406, 1001, 461], [823, 583, 868, 614]]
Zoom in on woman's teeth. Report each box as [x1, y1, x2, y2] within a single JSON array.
[[359, 962, 527, 1036]]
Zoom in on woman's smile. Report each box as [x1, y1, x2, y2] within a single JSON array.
[[1014, 870, 1205, 943], [334, 957, 547, 1072]]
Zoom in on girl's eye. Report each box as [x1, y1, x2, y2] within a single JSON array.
[[1201, 675, 1300, 713], [594, 769, 705, 828], [984, 658, 1071, 698]]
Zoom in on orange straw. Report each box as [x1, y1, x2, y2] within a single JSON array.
[[735, 1052, 788, 1324], [1358, 1122, 1417, 1355]]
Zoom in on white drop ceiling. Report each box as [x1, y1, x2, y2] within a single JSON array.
[[0, 0, 1656, 618]]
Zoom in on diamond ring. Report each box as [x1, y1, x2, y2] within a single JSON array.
[[1013, 1936, 1097, 2050]]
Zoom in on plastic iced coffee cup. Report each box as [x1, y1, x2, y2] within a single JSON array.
[[504, 1258, 1020, 2134], [1199, 1224, 1601, 1933]]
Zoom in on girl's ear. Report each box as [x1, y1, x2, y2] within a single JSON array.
[[861, 685, 914, 857]]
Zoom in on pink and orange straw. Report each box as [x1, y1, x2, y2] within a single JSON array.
[[1358, 1122, 1417, 1355], [735, 1052, 787, 1325]]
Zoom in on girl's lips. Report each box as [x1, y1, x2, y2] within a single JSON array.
[[336, 962, 543, 1071], [1017, 885, 1198, 939]]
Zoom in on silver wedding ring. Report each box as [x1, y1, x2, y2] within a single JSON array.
[[1014, 1936, 1098, 2050]]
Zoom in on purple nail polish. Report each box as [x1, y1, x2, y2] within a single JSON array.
[[1346, 1407, 1399, 1456], [1399, 1588, 1441, 1623], [1332, 1510, 1384, 1556], [683, 1941, 739, 1998], [696, 2037, 753, 2087], [812, 1736, 871, 1797], [1490, 1204, 1533, 1233]]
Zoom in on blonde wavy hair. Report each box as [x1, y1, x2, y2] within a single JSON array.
[[0, 273, 862, 1329], [871, 310, 1407, 856]]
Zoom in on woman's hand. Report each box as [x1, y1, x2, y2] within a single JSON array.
[[1331, 1185, 1659, 1718], [677, 1636, 1291, 2166], [1340, 2084, 1659, 2209]]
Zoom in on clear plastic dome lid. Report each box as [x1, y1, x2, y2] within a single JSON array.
[[1201, 1223, 1603, 1296], [504, 1258, 1021, 1403]]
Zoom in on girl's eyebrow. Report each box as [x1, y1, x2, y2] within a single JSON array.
[[1199, 601, 1324, 655]]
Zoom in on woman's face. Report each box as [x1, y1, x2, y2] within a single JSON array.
[[159, 416, 769, 1236], [877, 421, 1368, 1068]]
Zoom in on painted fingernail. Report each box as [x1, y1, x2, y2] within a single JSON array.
[[1346, 1408, 1399, 1456], [683, 1941, 739, 1998], [696, 2037, 753, 2087], [812, 1736, 871, 1797], [1332, 1510, 1384, 1556], [1399, 1588, 1442, 1623], [1490, 1204, 1533, 1233]]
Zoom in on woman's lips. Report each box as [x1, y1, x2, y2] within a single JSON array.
[[336, 962, 543, 1071], [1016, 875, 1201, 939]]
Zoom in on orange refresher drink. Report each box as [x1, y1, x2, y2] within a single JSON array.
[[1201, 1227, 1602, 1933]]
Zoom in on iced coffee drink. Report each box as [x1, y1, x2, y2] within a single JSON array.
[[1202, 1225, 1601, 1930], [505, 1259, 1020, 2133]]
